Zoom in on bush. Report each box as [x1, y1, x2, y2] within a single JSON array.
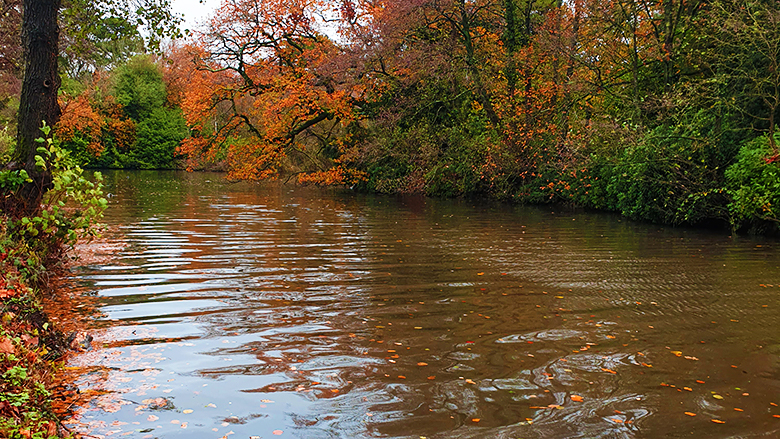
[[725, 135, 780, 233], [0, 124, 106, 281], [124, 107, 187, 169]]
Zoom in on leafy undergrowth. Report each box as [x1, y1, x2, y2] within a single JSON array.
[[0, 271, 70, 438], [0, 256, 98, 439]]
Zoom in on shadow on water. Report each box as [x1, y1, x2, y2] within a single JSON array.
[[63, 170, 780, 438]]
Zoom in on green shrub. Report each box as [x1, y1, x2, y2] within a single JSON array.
[[725, 135, 780, 233], [114, 55, 167, 122], [124, 107, 187, 169], [1, 124, 106, 281]]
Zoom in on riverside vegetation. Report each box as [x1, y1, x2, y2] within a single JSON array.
[[21, 0, 776, 235], [0, 125, 106, 438]]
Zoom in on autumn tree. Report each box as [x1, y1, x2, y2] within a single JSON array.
[[182, 0, 362, 182]]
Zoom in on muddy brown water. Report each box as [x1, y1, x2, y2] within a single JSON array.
[[65, 170, 780, 438]]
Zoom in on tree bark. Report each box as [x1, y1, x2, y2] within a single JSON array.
[[10, 0, 60, 216]]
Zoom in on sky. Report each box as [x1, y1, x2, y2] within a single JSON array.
[[171, 0, 217, 32]]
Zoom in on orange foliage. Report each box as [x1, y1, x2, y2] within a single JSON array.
[[177, 0, 362, 181], [102, 98, 136, 151], [57, 94, 104, 156], [297, 164, 368, 186]]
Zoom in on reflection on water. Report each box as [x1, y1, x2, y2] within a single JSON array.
[[65, 170, 780, 438]]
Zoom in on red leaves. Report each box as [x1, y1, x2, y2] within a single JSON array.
[[0, 337, 14, 355], [57, 94, 105, 156]]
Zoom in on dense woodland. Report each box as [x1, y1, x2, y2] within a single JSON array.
[[2, 0, 780, 232]]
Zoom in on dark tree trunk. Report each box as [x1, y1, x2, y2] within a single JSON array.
[[9, 0, 60, 217]]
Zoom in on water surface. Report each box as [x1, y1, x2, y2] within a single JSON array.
[[66, 170, 780, 438]]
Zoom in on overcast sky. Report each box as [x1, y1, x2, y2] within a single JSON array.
[[171, 0, 216, 32]]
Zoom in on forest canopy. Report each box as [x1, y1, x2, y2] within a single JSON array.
[[4, 0, 780, 233]]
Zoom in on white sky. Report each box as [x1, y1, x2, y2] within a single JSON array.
[[171, 0, 217, 32]]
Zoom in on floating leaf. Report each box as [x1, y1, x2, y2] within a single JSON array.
[[273, 430, 283, 435], [570, 395, 584, 402], [183, 409, 194, 414], [713, 395, 724, 400], [712, 419, 726, 424], [684, 412, 696, 417]]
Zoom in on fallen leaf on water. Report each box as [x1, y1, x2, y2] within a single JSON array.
[[183, 409, 194, 414], [683, 387, 693, 392], [713, 395, 724, 400], [601, 368, 617, 374], [427, 376, 436, 380], [146, 415, 158, 422], [712, 419, 725, 424], [398, 376, 406, 379], [696, 380, 705, 384], [570, 395, 583, 402], [671, 351, 683, 357], [465, 379, 476, 385], [611, 418, 623, 423], [684, 412, 696, 417], [417, 362, 428, 366], [273, 430, 283, 435], [471, 418, 480, 422], [734, 408, 744, 412]]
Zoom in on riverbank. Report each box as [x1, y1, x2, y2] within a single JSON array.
[[0, 263, 74, 438], [0, 228, 104, 438]]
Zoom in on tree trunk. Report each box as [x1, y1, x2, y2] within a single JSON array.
[[10, 0, 60, 217]]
